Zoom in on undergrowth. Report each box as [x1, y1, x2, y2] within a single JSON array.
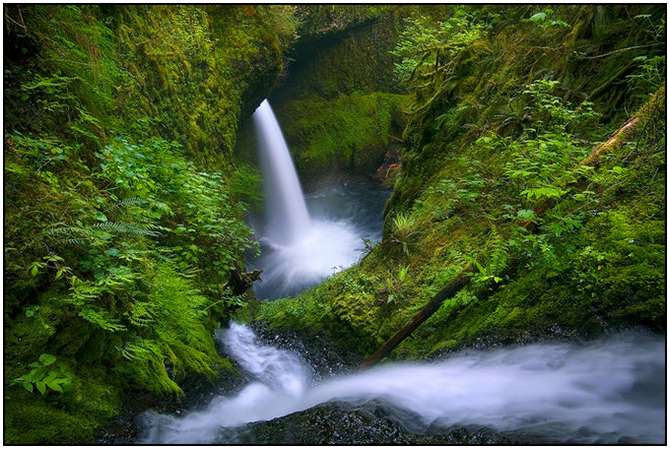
[[254, 5, 666, 361]]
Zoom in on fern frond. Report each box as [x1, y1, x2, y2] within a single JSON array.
[[105, 196, 147, 212], [92, 221, 161, 237], [79, 307, 127, 332]]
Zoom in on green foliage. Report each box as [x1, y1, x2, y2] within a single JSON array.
[[627, 55, 666, 100], [265, 5, 300, 46], [471, 229, 509, 286], [230, 163, 264, 208], [520, 79, 600, 131], [276, 6, 400, 101], [115, 5, 296, 165], [257, 5, 665, 365], [384, 265, 411, 305], [526, 9, 569, 29], [391, 8, 488, 84], [4, 398, 99, 444], [7, 134, 251, 398], [116, 263, 225, 395], [495, 79, 601, 211], [296, 5, 389, 39], [390, 211, 419, 256], [4, 4, 667, 443], [12, 354, 74, 395], [4, 4, 298, 442], [4, 365, 122, 444], [416, 166, 485, 219], [97, 137, 258, 281]]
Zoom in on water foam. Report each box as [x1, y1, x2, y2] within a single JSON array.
[[140, 323, 665, 444], [253, 218, 363, 297], [251, 100, 373, 299]]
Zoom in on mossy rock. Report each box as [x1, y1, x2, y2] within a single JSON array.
[[272, 92, 409, 177], [4, 370, 122, 444]]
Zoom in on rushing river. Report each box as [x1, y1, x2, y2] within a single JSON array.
[[139, 323, 665, 444]]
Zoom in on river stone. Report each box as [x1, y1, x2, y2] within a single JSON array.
[[228, 401, 517, 444]]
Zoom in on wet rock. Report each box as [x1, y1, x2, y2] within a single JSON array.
[[374, 146, 401, 187], [231, 401, 521, 444], [251, 322, 362, 381]]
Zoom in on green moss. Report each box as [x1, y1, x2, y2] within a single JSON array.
[[114, 5, 295, 167], [4, 367, 121, 444], [273, 92, 408, 175], [240, 9, 409, 177], [280, 11, 403, 100], [4, 397, 99, 444], [5, 4, 666, 443], [296, 5, 391, 41], [4, 4, 299, 443]]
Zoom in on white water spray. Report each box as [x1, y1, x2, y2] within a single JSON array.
[[251, 100, 367, 298], [140, 323, 665, 444]]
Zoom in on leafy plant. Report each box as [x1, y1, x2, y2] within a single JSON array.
[[12, 354, 73, 395], [381, 265, 411, 305], [391, 211, 419, 255], [502, 79, 601, 207], [526, 9, 569, 29], [391, 8, 488, 84], [627, 55, 665, 100], [116, 263, 222, 395]]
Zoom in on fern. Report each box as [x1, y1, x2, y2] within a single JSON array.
[[114, 263, 221, 395], [92, 221, 161, 237], [391, 211, 419, 255], [105, 196, 147, 212], [79, 307, 127, 332]]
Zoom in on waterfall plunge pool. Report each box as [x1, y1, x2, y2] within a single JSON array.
[[248, 99, 390, 300], [249, 175, 390, 299]]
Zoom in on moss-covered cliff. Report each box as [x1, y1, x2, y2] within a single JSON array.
[[257, 9, 411, 177], [255, 5, 666, 359], [4, 4, 296, 443]]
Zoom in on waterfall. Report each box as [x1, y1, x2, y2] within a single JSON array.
[[140, 323, 665, 444], [250, 100, 367, 298], [253, 99, 310, 244]]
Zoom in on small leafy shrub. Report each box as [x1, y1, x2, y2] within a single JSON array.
[[526, 9, 569, 29], [391, 8, 488, 84], [627, 55, 665, 101], [383, 265, 411, 305], [502, 79, 601, 207], [116, 263, 223, 395], [390, 211, 419, 255], [12, 354, 73, 395]]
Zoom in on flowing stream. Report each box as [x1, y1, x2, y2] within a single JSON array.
[[249, 99, 386, 299], [137, 99, 664, 444], [139, 323, 665, 444]]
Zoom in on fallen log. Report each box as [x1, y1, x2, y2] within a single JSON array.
[[360, 87, 664, 369]]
